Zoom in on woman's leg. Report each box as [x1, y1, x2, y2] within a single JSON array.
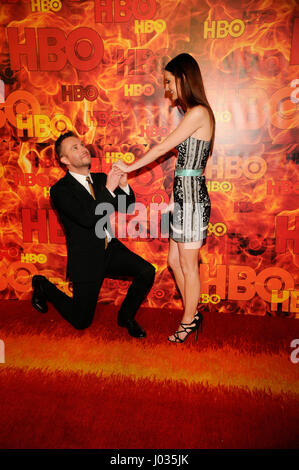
[[168, 241, 202, 342], [168, 238, 185, 305]]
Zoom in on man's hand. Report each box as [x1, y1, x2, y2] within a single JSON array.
[[119, 172, 128, 188], [106, 166, 123, 193]]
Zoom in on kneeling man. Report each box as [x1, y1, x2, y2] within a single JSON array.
[[31, 131, 155, 338]]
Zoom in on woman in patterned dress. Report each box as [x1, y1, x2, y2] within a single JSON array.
[[114, 53, 215, 343]]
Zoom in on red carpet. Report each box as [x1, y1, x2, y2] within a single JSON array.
[[0, 300, 298, 449]]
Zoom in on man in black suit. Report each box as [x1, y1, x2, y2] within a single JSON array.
[[31, 131, 155, 338]]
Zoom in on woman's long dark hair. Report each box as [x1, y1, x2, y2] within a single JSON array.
[[165, 53, 215, 155]]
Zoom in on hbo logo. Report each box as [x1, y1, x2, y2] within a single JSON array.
[[124, 83, 155, 97], [21, 253, 47, 264], [200, 294, 221, 304], [134, 20, 166, 34], [31, 0, 62, 12], [62, 85, 99, 102], [204, 19, 245, 39]]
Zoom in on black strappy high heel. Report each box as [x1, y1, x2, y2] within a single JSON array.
[[168, 312, 203, 343], [194, 311, 203, 334]]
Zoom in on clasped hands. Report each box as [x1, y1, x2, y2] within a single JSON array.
[[106, 160, 129, 193]]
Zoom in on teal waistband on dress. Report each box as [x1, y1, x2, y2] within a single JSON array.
[[175, 168, 203, 177]]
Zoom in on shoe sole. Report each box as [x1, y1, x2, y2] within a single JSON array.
[[31, 300, 48, 314]]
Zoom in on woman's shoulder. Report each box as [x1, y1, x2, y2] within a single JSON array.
[[185, 105, 209, 120]]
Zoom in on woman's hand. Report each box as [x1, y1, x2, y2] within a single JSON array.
[[113, 160, 129, 173]]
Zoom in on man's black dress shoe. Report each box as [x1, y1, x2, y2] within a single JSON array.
[[32, 275, 48, 314], [118, 319, 146, 338]]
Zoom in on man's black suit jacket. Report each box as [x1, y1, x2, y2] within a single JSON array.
[[50, 171, 135, 283]]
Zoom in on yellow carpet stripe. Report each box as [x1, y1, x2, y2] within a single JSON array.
[[2, 333, 299, 395]]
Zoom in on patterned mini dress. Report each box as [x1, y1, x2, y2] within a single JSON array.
[[169, 136, 211, 245]]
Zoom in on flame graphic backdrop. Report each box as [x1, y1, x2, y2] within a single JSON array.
[[0, 0, 298, 318]]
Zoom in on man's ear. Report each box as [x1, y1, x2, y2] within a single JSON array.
[[60, 155, 69, 166]]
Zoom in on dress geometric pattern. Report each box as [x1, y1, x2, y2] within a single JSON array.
[[170, 137, 211, 243]]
